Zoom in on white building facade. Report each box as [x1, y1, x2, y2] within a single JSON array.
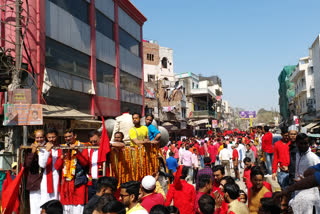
[[143, 40, 174, 82], [310, 35, 320, 118], [289, 56, 316, 122]]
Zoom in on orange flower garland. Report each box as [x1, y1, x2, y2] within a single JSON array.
[[118, 151, 122, 187], [135, 146, 139, 181], [109, 144, 161, 183]]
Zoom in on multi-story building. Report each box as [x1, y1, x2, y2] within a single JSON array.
[[310, 35, 320, 118], [1, 0, 147, 118], [222, 100, 232, 129], [144, 80, 186, 128], [289, 57, 316, 123], [143, 40, 174, 82], [175, 72, 222, 134], [278, 65, 296, 124]]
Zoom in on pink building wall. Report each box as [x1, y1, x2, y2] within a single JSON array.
[[1, 0, 146, 117]]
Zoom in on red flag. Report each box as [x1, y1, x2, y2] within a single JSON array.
[[173, 165, 183, 190], [98, 116, 110, 164], [1, 171, 12, 192], [1, 167, 24, 214]]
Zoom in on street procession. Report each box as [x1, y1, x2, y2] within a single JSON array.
[[1, 0, 320, 214]]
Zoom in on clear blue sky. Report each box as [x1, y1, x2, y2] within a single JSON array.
[[131, 0, 320, 111]]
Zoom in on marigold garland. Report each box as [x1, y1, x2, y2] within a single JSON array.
[[109, 144, 161, 183], [62, 141, 79, 181], [135, 146, 139, 181]]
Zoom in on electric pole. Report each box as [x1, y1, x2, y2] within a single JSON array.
[[6, 0, 23, 156], [9, 0, 22, 90]]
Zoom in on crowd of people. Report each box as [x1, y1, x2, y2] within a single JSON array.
[[2, 111, 320, 214], [160, 126, 320, 214]]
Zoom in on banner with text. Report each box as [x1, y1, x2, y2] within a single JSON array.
[[239, 111, 256, 119], [3, 104, 43, 126]]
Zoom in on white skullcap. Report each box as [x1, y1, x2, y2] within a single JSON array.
[[288, 125, 298, 131], [141, 175, 156, 191]]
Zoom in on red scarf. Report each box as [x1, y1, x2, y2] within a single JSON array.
[[46, 152, 54, 194]]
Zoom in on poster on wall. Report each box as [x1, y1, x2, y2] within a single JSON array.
[[3, 104, 43, 126], [212, 120, 218, 128]]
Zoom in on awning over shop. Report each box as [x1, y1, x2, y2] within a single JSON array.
[[193, 119, 209, 126], [71, 119, 102, 130], [303, 122, 318, 130], [43, 105, 94, 119], [311, 124, 320, 132], [307, 133, 320, 138]]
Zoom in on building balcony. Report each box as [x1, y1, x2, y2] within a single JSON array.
[[191, 110, 217, 119], [190, 88, 215, 97], [290, 68, 304, 82], [295, 87, 307, 97]]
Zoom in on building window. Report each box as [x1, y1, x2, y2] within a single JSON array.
[[121, 102, 142, 114], [192, 82, 195, 89], [96, 59, 115, 85], [45, 37, 90, 77], [120, 70, 141, 94], [95, 9, 114, 40], [119, 28, 140, 57], [49, 0, 89, 24], [161, 57, 168, 68], [147, 75, 155, 82], [147, 53, 154, 61], [309, 67, 314, 75]]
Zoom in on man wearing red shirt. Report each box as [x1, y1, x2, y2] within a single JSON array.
[[262, 126, 273, 175], [211, 165, 225, 198], [194, 174, 213, 214], [243, 157, 272, 192], [208, 141, 218, 167], [232, 145, 240, 181], [272, 127, 290, 189], [140, 176, 165, 212], [165, 166, 196, 214], [250, 141, 257, 159]]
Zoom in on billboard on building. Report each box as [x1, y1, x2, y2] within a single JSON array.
[[239, 111, 256, 119]]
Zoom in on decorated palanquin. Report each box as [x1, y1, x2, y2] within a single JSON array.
[[109, 144, 166, 186]]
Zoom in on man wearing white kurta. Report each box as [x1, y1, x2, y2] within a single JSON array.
[[87, 130, 101, 201], [289, 133, 320, 214], [38, 129, 60, 206]]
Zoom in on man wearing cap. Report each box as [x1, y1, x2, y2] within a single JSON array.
[[140, 175, 165, 212], [11, 162, 17, 180]]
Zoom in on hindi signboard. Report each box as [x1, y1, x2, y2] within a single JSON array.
[[3, 104, 43, 126], [239, 111, 256, 119], [8, 89, 32, 104]]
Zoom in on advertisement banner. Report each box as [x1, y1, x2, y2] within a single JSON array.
[[212, 120, 218, 128], [239, 111, 256, 119], [3, 104, 43, 126]]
